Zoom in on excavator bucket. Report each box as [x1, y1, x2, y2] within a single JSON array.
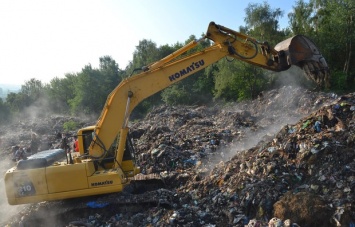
[[274, 35, 330, 88]]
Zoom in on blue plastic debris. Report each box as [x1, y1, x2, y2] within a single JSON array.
[[288, 127, 296, 134], [314, 121, 321, 132], [86, 201, 109, 208]]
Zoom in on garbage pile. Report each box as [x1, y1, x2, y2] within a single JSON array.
[[0, 115, 92, 157], [174, 93, 355, 226], [1, 86, 355, 227]]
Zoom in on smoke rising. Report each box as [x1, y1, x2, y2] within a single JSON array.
[[273, 65, 317, 89], [204, 79, 332, 169], [0, 157, 26, 226]]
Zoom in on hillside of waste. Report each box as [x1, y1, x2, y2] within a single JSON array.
[[1, 86, 354, 227]]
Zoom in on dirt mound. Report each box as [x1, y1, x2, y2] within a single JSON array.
[[273, 191, 332, 226]]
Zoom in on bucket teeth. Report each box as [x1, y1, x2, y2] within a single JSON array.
[[300, 60, 330, 89]]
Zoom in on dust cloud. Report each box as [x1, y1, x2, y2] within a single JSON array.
[[0, 157, 26, 226], [206, 71, 321, 168], [274, 65, 316, 88]]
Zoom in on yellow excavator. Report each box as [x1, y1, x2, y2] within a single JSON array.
[[4, 22, 329, 205]]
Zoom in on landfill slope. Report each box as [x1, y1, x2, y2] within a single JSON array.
[[1, 86, 354, 227]]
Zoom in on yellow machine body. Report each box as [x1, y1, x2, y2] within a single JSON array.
[[4, 149, 128, 205]]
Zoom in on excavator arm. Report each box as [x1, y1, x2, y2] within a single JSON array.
[[206, 22, 329, 87], [4, 22, 329, 205], [90, 22, 330, 164]]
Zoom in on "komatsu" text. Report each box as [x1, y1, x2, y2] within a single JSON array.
[[168, 60, 205, 81], [91, 180, 113, 187]]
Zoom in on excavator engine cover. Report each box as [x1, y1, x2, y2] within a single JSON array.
[[275, 35, 330, 88]]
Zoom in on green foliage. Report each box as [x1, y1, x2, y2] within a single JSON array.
[[243, 2, 287, 45], [6, 92, 28, 113], [289, 0, 355, 89], [161, 85, 192, 105], [69, 65, 104, 114], [127, 39, 160, 76], [3, 1, 354, 119], [311, 0, 352, 69], [213, 59, 268, 101], [21, 78, 44, 101], [68, 56, 122, 115], [5, 78, 46, 114], [213, 60, 239, 101], [36, 56, 123, 116], [288, 0, 316, 35], [0, 98, 11, 124], [47, 74, 77, 113], [329, 70, 349, 92], [63, 120, 79, 132]]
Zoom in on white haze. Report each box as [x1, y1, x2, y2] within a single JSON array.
[[205, 68, 320, 168], [0, 157, 27, 225], [0, 96, 95, 225]]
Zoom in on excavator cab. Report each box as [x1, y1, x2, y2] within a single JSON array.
[[77, 126, 139, 176]]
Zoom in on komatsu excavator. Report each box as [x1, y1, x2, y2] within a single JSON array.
[[4, 22, 329, 205]]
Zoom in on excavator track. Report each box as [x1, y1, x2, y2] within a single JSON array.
[[74, 172, 175, 208], [16, 190, 175, 227], [125, 173, 167, 193], [12, 173, 179, 226], [106, 188, 174, 207]]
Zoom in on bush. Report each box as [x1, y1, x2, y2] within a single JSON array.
[[63, 120, 79, 132], [161, 85, 191, 105]]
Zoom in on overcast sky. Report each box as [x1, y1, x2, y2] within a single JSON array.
[[0, 0, 299, 85]]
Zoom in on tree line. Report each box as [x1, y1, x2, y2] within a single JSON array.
[[0, 0, 354, 124]]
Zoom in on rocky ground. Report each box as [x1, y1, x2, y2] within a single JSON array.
[[0, 86, 354, 227]]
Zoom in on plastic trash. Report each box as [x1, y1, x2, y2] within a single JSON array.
[[86, 201, 109, 208]]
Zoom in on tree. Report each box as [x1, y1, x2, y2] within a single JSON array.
[[98, 56, 124, 93], [4, 78, 46, 116], [0, 98, 11, 124], [243, 1, 286, 45], [69, 65, 103, 114], [288, 0, 316, 35], [289, 0, 355, 91], [127, 39, 160, 76], [314, 0, 354, 84], [5, 91, 29, 114], [213, 59, 267, 101], [161, 84, 191, 105], [21, 78, 45, 104], [47, 74, 77, 113], [69, 57, 123, 115]]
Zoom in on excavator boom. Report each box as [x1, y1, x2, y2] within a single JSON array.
[[4, 22, 330, 205]]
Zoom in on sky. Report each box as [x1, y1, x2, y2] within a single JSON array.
[[0, 0, 299, 85]]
